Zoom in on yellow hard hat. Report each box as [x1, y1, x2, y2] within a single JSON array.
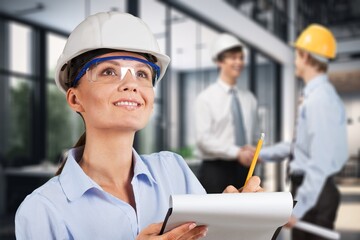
[[293, 24, 337, 59]]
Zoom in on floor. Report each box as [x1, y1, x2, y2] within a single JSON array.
[[279, 178, 360, 240], [334, 183, 360, 240]]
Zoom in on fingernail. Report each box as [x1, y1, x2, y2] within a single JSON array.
[[189, 223, 197, 230], [202, 228, 208, 237]]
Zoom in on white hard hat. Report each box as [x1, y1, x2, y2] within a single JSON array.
[[210, 33, 244, 62], [55, 12, 170, 93]]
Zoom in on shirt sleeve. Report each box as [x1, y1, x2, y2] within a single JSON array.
[[15, 193, 68, 240], [171, 153, 207, 194], [259, 142, 292, 162], [292, 94, 344, 219], [195, 95, 239, 159]]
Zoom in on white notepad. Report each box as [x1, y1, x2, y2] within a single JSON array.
[[160, 192, 293, 240]]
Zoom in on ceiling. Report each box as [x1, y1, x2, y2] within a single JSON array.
[[0, 0, 127, 33], [0, 0, 218, 70], [297, 0, 360, 40], [225, 0, 360, 40], [0, 0, 359, 92]]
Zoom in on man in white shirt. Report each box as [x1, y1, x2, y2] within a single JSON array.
[[195, 33, 258, 193], [260, 24, 348, 240]]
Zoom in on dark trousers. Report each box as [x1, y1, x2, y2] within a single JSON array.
[[291, 174, 340, 240], [198, 160, 249, 193]]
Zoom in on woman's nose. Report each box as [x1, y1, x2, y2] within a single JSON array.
[[118, 70, 138, 92]]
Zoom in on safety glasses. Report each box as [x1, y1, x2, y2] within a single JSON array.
[[71, 56, 160, 88]]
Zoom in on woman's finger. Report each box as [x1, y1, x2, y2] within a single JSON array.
[[162, 222, 197, 240], [243, 176, 262, 193], [223, 185, 239, 193], [178, 226, 208, 240], [136, 222, 163, 240]]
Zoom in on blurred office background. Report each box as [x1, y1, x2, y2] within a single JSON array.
[[0, 0, 359, 239]]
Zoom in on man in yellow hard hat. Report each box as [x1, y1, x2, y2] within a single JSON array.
[[260, 24, 348, 239]]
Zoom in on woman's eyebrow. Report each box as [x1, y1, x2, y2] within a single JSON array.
[[99, 60, 150, 68], [99, 60, 120, 66]]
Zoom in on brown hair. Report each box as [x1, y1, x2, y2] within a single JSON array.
[[217, 46, 243, 62], [55, 132, 86, 175], [55, 50, 157, 176], [298, 49, 328, 72]]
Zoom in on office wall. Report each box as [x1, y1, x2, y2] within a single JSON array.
[[341, 93, 360, 157]]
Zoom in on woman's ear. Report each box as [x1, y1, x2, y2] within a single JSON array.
[[66, 88, 84, 112]]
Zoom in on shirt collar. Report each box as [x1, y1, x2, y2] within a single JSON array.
[[59, 146, 100, 202], [303, 74, 328, 98], [59, 147, 157, 202], [217, 78, 236, 93], [132, 149, 157, 186]]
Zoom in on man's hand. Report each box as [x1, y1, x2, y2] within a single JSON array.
[[137, 222, 208, 240], [223, 176, 264, 193], [237, 145, 256, 166]]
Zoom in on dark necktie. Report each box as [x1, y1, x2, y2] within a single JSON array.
[[230, 89, 247, 146]]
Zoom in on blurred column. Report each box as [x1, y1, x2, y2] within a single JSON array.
[[161, 6, 172, 150], [278, 0, 297, 192], [0, 17, 9, 215], [283, 0, 297, 141], [32, 28, 47, 163], [0, 18, 9, 160], [248, 4, 257, 96], [127, 0, 138, 16], [272, 0, 286, 191]]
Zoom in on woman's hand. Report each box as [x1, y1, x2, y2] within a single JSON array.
[[223, 176, 264, 193], [137, 222, 208, 240], [138, 176, 262, 239]]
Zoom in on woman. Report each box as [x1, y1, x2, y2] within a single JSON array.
[[15, 12, 263, 240]]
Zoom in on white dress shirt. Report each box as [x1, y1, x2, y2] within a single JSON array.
[[260, 74, 348, 218], [195, 79, 258, 160]]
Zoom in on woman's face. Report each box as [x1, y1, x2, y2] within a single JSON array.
[[67, 51, 156, 133]]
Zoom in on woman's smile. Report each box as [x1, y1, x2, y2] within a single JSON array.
[[113, 98, 143, 110]]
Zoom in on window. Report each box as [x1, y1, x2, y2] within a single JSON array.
[[139, 0, 167, 153], [6, 78, 33, 166], [254, 53, 279, 144], [9, 22, 32, 74], [46, 33, 84, 163], [47, 33, 66, 79], [1, 22, 33, 167]]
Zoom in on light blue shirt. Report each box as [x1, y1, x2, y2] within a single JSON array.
[[260, 74, 348, 218], [15, 147, 206, 239]]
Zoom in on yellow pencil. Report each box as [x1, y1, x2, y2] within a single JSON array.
[[245, 133, 265, 186]]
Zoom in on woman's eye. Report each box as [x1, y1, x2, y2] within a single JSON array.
[[136, 71, 150, 80], [102, 68, 116, 76]]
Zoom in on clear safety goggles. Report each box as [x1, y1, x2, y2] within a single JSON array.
[[72, 56, 160, 88]]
